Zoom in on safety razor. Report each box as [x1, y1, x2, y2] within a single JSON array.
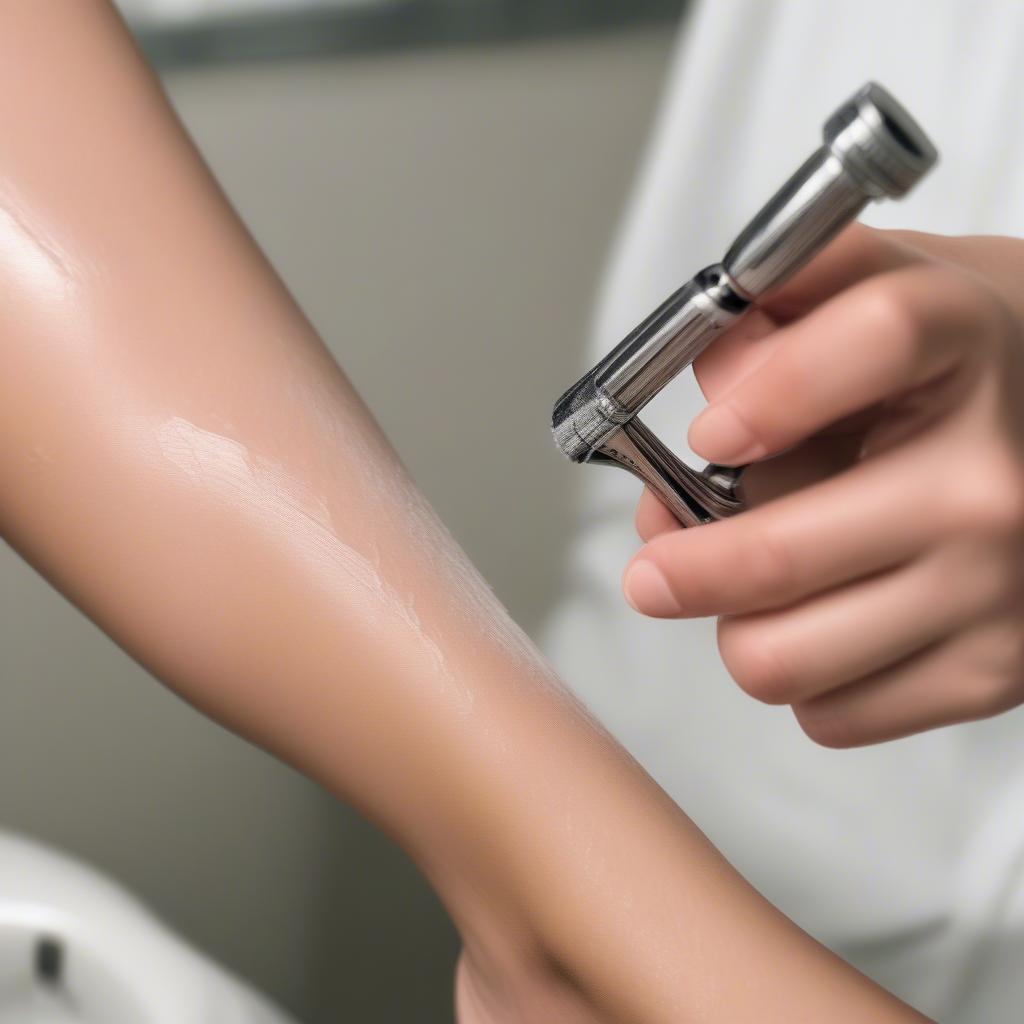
[[551, 82, 938, 527]]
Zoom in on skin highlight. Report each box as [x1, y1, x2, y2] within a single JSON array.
[[0, 4, 933, 1021]]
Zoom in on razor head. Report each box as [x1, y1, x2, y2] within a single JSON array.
[[550, 390, 593, 463], [825, 81, 938, 198], [552, 267, 740, 465], [551, 373, 627, 464]]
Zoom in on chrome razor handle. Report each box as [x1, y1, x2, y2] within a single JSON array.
[[551, 81, 938, 528]]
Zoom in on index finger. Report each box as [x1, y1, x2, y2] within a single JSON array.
[[688, 262, 992, 467]]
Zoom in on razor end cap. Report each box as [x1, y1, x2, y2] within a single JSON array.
[[825, 81, 938, 198]]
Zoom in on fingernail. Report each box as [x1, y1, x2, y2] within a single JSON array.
[[689, 403, 763, 465], [623, 558, 682, 617]]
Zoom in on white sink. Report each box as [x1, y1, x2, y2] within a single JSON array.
[[0, 831, 296, 1023]]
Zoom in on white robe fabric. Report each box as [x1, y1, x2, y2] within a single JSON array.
[[541, 3, 1024, 1020]]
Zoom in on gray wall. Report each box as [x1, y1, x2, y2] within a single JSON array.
[[0, 28, 673, 1023]]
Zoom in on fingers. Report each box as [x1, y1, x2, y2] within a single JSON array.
[[624, 440, 942, 619], [688, 262, 999, 466], [690, 308, 781, 403], [716, 538, 1013, 706], [690, 226, 914, 402], [634, 433, 858, 544], [791, 619, 1024, 748], [758, 223, 919, 320], [635, 487, 681, 543], [625, 225, 1024, 748]]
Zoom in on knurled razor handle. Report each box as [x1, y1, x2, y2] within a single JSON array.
[[552, 82, 938, 527]]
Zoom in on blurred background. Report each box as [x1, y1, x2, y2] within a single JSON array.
[[0, 2, 684, 1021]]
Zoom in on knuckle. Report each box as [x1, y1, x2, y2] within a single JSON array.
[[988, 290, 1024, 359], [944, 540, 1024, 615], [862, 266, 994, 386], [946, 454, 1024, 535], [718, 619, 800, 704], [965, 628, 1024, 718], [966, 674, 1021, 720], [986, 478, 1024, 534], [944, 266, 1012, 358], [861, 283, 922, 368]]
